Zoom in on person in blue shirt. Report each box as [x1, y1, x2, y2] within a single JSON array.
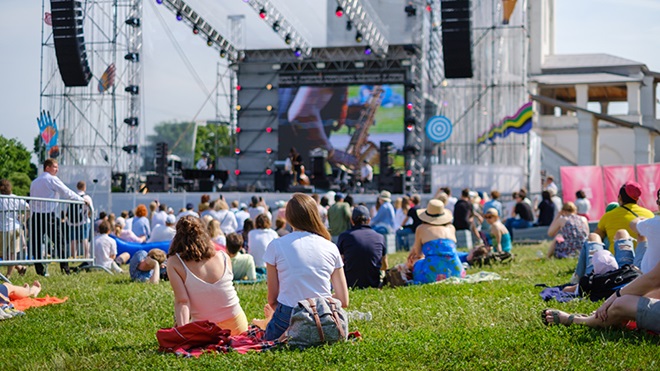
[[483, 190, 502, 217], [370, 190, 397, 235]]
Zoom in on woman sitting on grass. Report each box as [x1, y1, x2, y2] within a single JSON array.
[[166, 216, 248, 335], [407, 199, 465, 284], [260, 193, 349, 341], [542, 259, 660, 333], [546, 202, 589, 259]]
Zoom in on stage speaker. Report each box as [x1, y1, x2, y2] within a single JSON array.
[[274, 169, 290, 192], [155, 142, 168, 175], [198, 179, 214, 192], [146, 174, 169, 193], [51, 0, 92, 86], [440, 0, 473, 78]]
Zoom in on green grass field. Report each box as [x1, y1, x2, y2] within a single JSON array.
[[1, 245, 658, 370]]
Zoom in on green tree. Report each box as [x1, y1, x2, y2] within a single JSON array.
[[8, 172, 31, 196], [145, 121, 196, 167], [33, 135, 47, 165], [195, 122, 232, 164], [0, 135, 37, 181]]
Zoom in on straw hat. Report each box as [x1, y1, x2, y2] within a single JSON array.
[[379, 190, 392, 202], [417, 199, 453, 225]]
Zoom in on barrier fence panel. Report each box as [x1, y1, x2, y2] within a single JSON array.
[[0, 194, 97, 282]]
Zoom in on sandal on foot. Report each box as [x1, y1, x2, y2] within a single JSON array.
[[541, 309, 575, 326]]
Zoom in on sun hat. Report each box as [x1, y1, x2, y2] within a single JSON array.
[[623, 181, 642, 201], [379, 190, 392, 202], [417, 199, 453, 225], [165, 214, 176, 225], [115, 217, 126, 228]]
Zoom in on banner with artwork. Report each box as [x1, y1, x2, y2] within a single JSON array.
[[477, 102, 532, 145], [560, 165, 605, 221], [635, 164, 660, 212], [37, 110, 59, 158]]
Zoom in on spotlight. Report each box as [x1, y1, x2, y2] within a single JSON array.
[[123, 117, 139, 127], [266, 105, 273, 111], [406, 124, 415, 132], [294, 48, 302, 57], [406, 169, 413, 177], [207, 37, 213, 47], [192, 26, 199, 35], [259, 8, 267, 19], [364, 45, 372, 55], [124, 52, 139, 62], [156, 0, 163, 4], [404, 3, 417, 16], [176, 12, 183, 21], [220, 49, 227, 58], [125, 85, 139, 95], [125, 17, 141, 27], [272, 21, 280, 32], [266, 148, 273, 154], [234, 148, 241, 155], [426, 3, 432, 12], [266, 168, 273, 175], [406, 102, 413, 110], [346, 20, 353, 31], [354, 61, 365, 68], [122, 145, 138, 154], [236, 85, 242, 91], [266, 127, 273, 133], [235, 127, 241, 133], [355, 32, 363, 43], [284, 34, 292, 45], [266, 83, 273, 90], [335, 6, 344, 17], [234, 169, 241, 175], [235, 105, 242, 111]]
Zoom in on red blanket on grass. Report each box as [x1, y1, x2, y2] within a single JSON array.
[[11, 295, 68, 311]]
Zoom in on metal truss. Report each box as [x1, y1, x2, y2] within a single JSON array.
[[240, 0, 312, 58], [336, 0, 389, 57], [159, 0, 241, 61], [40, 0, 144, 181]]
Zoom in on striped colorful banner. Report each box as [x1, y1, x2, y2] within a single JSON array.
[[477, 102, 533, 145]]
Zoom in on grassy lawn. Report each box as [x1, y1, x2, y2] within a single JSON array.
[[1, 244, 658, 370]]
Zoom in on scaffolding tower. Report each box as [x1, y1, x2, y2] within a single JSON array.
[[40, 0, 144, 190]]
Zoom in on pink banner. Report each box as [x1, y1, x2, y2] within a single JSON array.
[[560, 166, 605, 220], [635, 164, 660, 212], [602, 165, 636, 206]]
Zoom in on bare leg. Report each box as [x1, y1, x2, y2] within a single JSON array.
[[252, 303, 275, 330], [145, 258, 160, 284], [3, 280, 41, 300], [547, 240, 556, 259], [544, 295, 640, 328], [115, 252, 130, 265]]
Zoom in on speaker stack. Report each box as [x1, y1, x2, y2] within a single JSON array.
[[50, 0, 92, 86], [155, 142, 168, 175], [440, 0, 473, 79]]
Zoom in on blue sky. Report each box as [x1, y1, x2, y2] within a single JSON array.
[[1, 0, 658, 152]]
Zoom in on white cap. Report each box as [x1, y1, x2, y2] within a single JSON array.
[[115, 217, 126, 227]]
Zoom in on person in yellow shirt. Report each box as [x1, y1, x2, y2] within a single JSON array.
[[594, 181, 654, 265]]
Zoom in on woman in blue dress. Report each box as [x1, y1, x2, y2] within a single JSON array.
[[407, 200, 466, 284]]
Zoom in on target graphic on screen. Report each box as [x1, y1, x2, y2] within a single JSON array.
[[425, 116, 453, 143]]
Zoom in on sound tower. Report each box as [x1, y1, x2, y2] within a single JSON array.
[[440, 0, 473, 78], [378, 141, 394, 191], [155, 142, 168, 175], [50, 0, 93, 86]]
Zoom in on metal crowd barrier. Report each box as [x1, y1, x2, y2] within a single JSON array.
[[0, 194, 99, 282]]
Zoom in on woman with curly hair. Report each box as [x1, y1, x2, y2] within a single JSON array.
[[261, 193, 349, 341], [131, 204, 151, 239], [166, 216, 247, 335]]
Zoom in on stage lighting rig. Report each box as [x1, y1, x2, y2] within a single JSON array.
[[241, 0, 312, 58], [156, 0, 240, 62], [336, 0, 389, 56], [404, 2, 417, 16]]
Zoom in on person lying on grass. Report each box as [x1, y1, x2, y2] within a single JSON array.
[[0, 280, 41, 302], [129, 248, 167, 284], [542, 259, 660, 333], [166, 216, 248, 335]]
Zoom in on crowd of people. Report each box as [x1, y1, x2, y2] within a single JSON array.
[[1, 158, 658, 336]]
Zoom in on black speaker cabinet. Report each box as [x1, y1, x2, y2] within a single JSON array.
[[146, 175, 169, 193], [441, 0, 473, 78], [51, 0, 92, 86]]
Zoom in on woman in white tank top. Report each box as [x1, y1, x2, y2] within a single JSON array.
[[167, 216, 248, 335]]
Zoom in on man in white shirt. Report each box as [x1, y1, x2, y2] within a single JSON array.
[[361, 160, 373, 185], [30, 158, 88, 276], [544, 175, 558, 195], [148, 214, 177, 243], [151, 203, 168, 229], [235, 203, 250, 233], [196, 153, 209, 170], [94, 220, 123, 273], [176, 203, 199, 222], [630, 188, 660, 274]]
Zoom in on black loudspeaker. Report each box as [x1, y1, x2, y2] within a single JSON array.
[[274, 169, 290, 192], [198, 179, 214, 192], [379, 141, 396, 192], [155, 142, 168, 175], [441, 0, 473, 78], [146, 175, 169, 193], [51, 0, 92, 86]]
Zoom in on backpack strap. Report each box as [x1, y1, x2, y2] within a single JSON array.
[[307, 298, 324, 342], [326, 298, 346, 339], [619, 205, 639, 218]]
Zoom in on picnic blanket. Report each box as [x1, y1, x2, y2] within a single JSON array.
[[11, 295, 68, 311], [436, 271, 501, 285]]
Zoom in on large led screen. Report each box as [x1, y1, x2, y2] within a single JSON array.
[[278, 85, 405, 170]]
